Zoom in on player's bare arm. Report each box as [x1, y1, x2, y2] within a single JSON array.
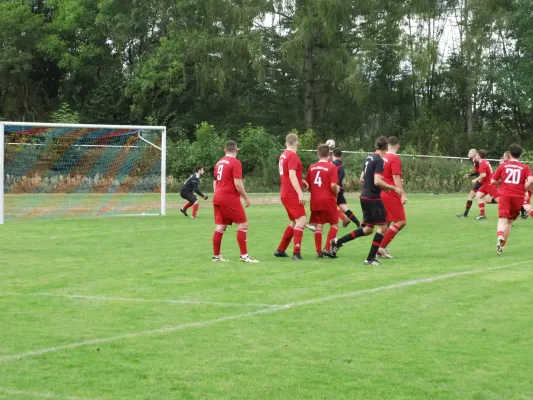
[[359, 171, 365, 183], [473, 172, 486, 185], [234, 178, 251, 207], [289, 169, 305, 205], [375, 174, 402, 195], [392, 174, 407, 203], [331, 183, 339, 197]]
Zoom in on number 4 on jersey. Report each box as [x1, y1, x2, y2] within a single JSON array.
[[314, 171, 322, 187]]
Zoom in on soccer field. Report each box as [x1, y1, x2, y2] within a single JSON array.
[[1, 194, 532, 400]]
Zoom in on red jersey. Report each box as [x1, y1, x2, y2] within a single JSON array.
[[478, 159, 493, 184], [492, 161, 532, 198], [279, 150, 303, 199], [305, 161, 338, 211], [213, 156, 243, 205], [327, 157, 333, 164], [382, 152, 402, 186]]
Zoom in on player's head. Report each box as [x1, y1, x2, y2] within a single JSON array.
[[332, 148, 342, 160], [286, 133, 299, 149], [194, 165, 204, 176], [502, 151, 511, 162], [224, 140, 238, 155], [509, 144, 523, 160], [317, 144, 330, 160], [375, 136, 389, 152], [468, 149, 477, 159], [388, 136, 400, 152], [477, 149, 487, 160]]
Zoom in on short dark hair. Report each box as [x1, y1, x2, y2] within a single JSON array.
[[388, 136, 400, 146], [333, 148, 342, 158], [477, 149, 487, 159], [318, 144, 330, 158], [225, 140, 238, 152], [375, 136, 389, 151], [194, 165, 204, 173], [509, 144, 523, 159]]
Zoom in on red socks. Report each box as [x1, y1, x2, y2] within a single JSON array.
[[325, 226, 338, 250], [314, 230, 323, 253], [212, 228, 224, 256], [479, 202, 485, 216], [192, 203, 199, 217], [293, 226, 304, 254], [237, 228, 248, 256], [338, 210, 348, 223], [183, 202, 193, 211], [381, 224, 401, 248], [277, 225, 294, 252]]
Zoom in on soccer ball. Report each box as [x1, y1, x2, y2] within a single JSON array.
[[326, 139, 335, 149]]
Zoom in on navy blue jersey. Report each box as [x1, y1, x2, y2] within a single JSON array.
[[333, 159, 345, 189], [181, 174, 205, 197], [361, 153, 384, 199]]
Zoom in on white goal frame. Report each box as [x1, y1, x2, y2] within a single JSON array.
[[0, 121, 167, 224]]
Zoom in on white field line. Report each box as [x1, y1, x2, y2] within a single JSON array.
[[1, 260, 529, 363], [0, 292, 279, 308], [0, 387, 98, 400]]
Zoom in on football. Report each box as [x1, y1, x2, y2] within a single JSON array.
[[326, 139, 335, 149]]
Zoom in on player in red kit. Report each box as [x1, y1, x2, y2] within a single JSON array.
[[457, 149, 481, 218], [491, 144, 533, 255], [472, 149, 499, 220], [274, 133, 308, 261], [378, 136, 407, 259], [212, 140, 259, 263], [304, 144, 339, 258]]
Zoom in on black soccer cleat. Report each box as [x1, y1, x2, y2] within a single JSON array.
[[316, 253, 324, 259], [292, 253, 303, 261], [322, 249, 337, 259], [274, 249, 289, 258], [364, 258, 382, 266], [330, 238, 342, 258], [456, 214, 467, 218], [180, 208, 188, 217]]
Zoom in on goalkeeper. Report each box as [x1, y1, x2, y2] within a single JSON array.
[[180, 166, 208, 219]]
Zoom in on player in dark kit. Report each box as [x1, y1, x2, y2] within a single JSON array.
[[457, 149, 481, 218], [332, 149, 360, 228], [330, 137, 402, 265], [180, 166, 208, 219]]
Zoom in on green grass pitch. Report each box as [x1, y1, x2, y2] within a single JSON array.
[[1, 194, 532, 400]]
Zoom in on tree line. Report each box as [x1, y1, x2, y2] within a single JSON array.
[[1, 0, 532, 157]]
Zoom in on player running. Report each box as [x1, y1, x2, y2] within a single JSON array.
[[212, 140, 259, 263], [490, 144, 533, 255], [305, 145, 340, 258], [472, 150, 499, 220], [274, 133, 308, 261], [180, 166, 208, 219], [331, 149, 360, 228], [457, 149, 481, 218], [330, 137, 402, 265], [377, 136, 407, 259]]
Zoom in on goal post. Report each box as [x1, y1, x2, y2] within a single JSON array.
[[1, 122, 167, 224]]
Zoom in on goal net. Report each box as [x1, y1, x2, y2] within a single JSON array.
[[1, 122, 166, 224]]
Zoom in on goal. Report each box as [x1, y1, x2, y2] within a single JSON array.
[[1, 122, 166, 224]]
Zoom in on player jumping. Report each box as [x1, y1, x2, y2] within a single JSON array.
[[305, 144, 340, 258], [490, 144, 533, 255], [212, 140, 259, 263], [274, 133, 308, 261], [330, 136, 402, 265], [457, 149, 480, 218], [180, 166, 208, 219], [378, 136, 407, 259], [332, 149, 361, 228], [472, 150, 499, 220]]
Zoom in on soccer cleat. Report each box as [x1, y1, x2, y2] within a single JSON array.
[[377, 248, 393, 259], [191, 216, 200, 219], [274, 249, 289, 258], [521, 211, 529, 220], [240, 255, 259, 263], [180, 208, 188, 217], [475, 215, 486, 220], [496, 237, 504, 256], [342, 219, 351, 228], [305, 223, 316, 232], [212, 256, 230, 262], [330, 238, 342, 258], [316, 253, 324, 259], [322, 249, 337, 259], [292, 253, 303, 261], [364, 259, 382, 266], [456, 214, 467, 218]]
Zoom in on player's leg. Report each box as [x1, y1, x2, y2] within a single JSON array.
[[293, 215, 307, 260], [378, 194, 405, 258], [180, 193, 195, 217], [212, 223, 229, 262], [330, 199, 373, 258], [314, 223, 324, 258], [236, 221, 259, 263], [496, 195, 512, 255], [324, 222, 339, 252], [458, 189, 477, 217], [191, 199, 200, 219], [365, 223, 387, 265], [337, 209, 350, 227], [475, 191, 486, 220], [378, 220, 406, 258], [338, 203, 360, 227]]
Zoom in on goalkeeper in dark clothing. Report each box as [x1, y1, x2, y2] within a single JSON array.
[[180, 166, 208, 219]]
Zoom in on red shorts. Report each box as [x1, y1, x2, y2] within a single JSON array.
[[309, 210, 338, 225], [479, 183, 499, 198], [381, 191, 406, 222], [498, 195, 523, 220], [213, 203, 247, 225], [281, 197, 306, 221]]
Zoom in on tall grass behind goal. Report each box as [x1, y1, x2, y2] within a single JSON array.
[[0, 122, 166, 224]]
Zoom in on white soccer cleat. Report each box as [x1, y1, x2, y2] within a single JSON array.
[[212, 256, 230, 262], [377, 248, 393, 259], [305, 224, 316, 232], [496, 237, 504, 256], [240, 255, 259, 263]]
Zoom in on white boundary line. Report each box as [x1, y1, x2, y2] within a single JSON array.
[[1, 261, 529, 363], [0, 292, 279, 308], [0, 387, 98, 400]]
